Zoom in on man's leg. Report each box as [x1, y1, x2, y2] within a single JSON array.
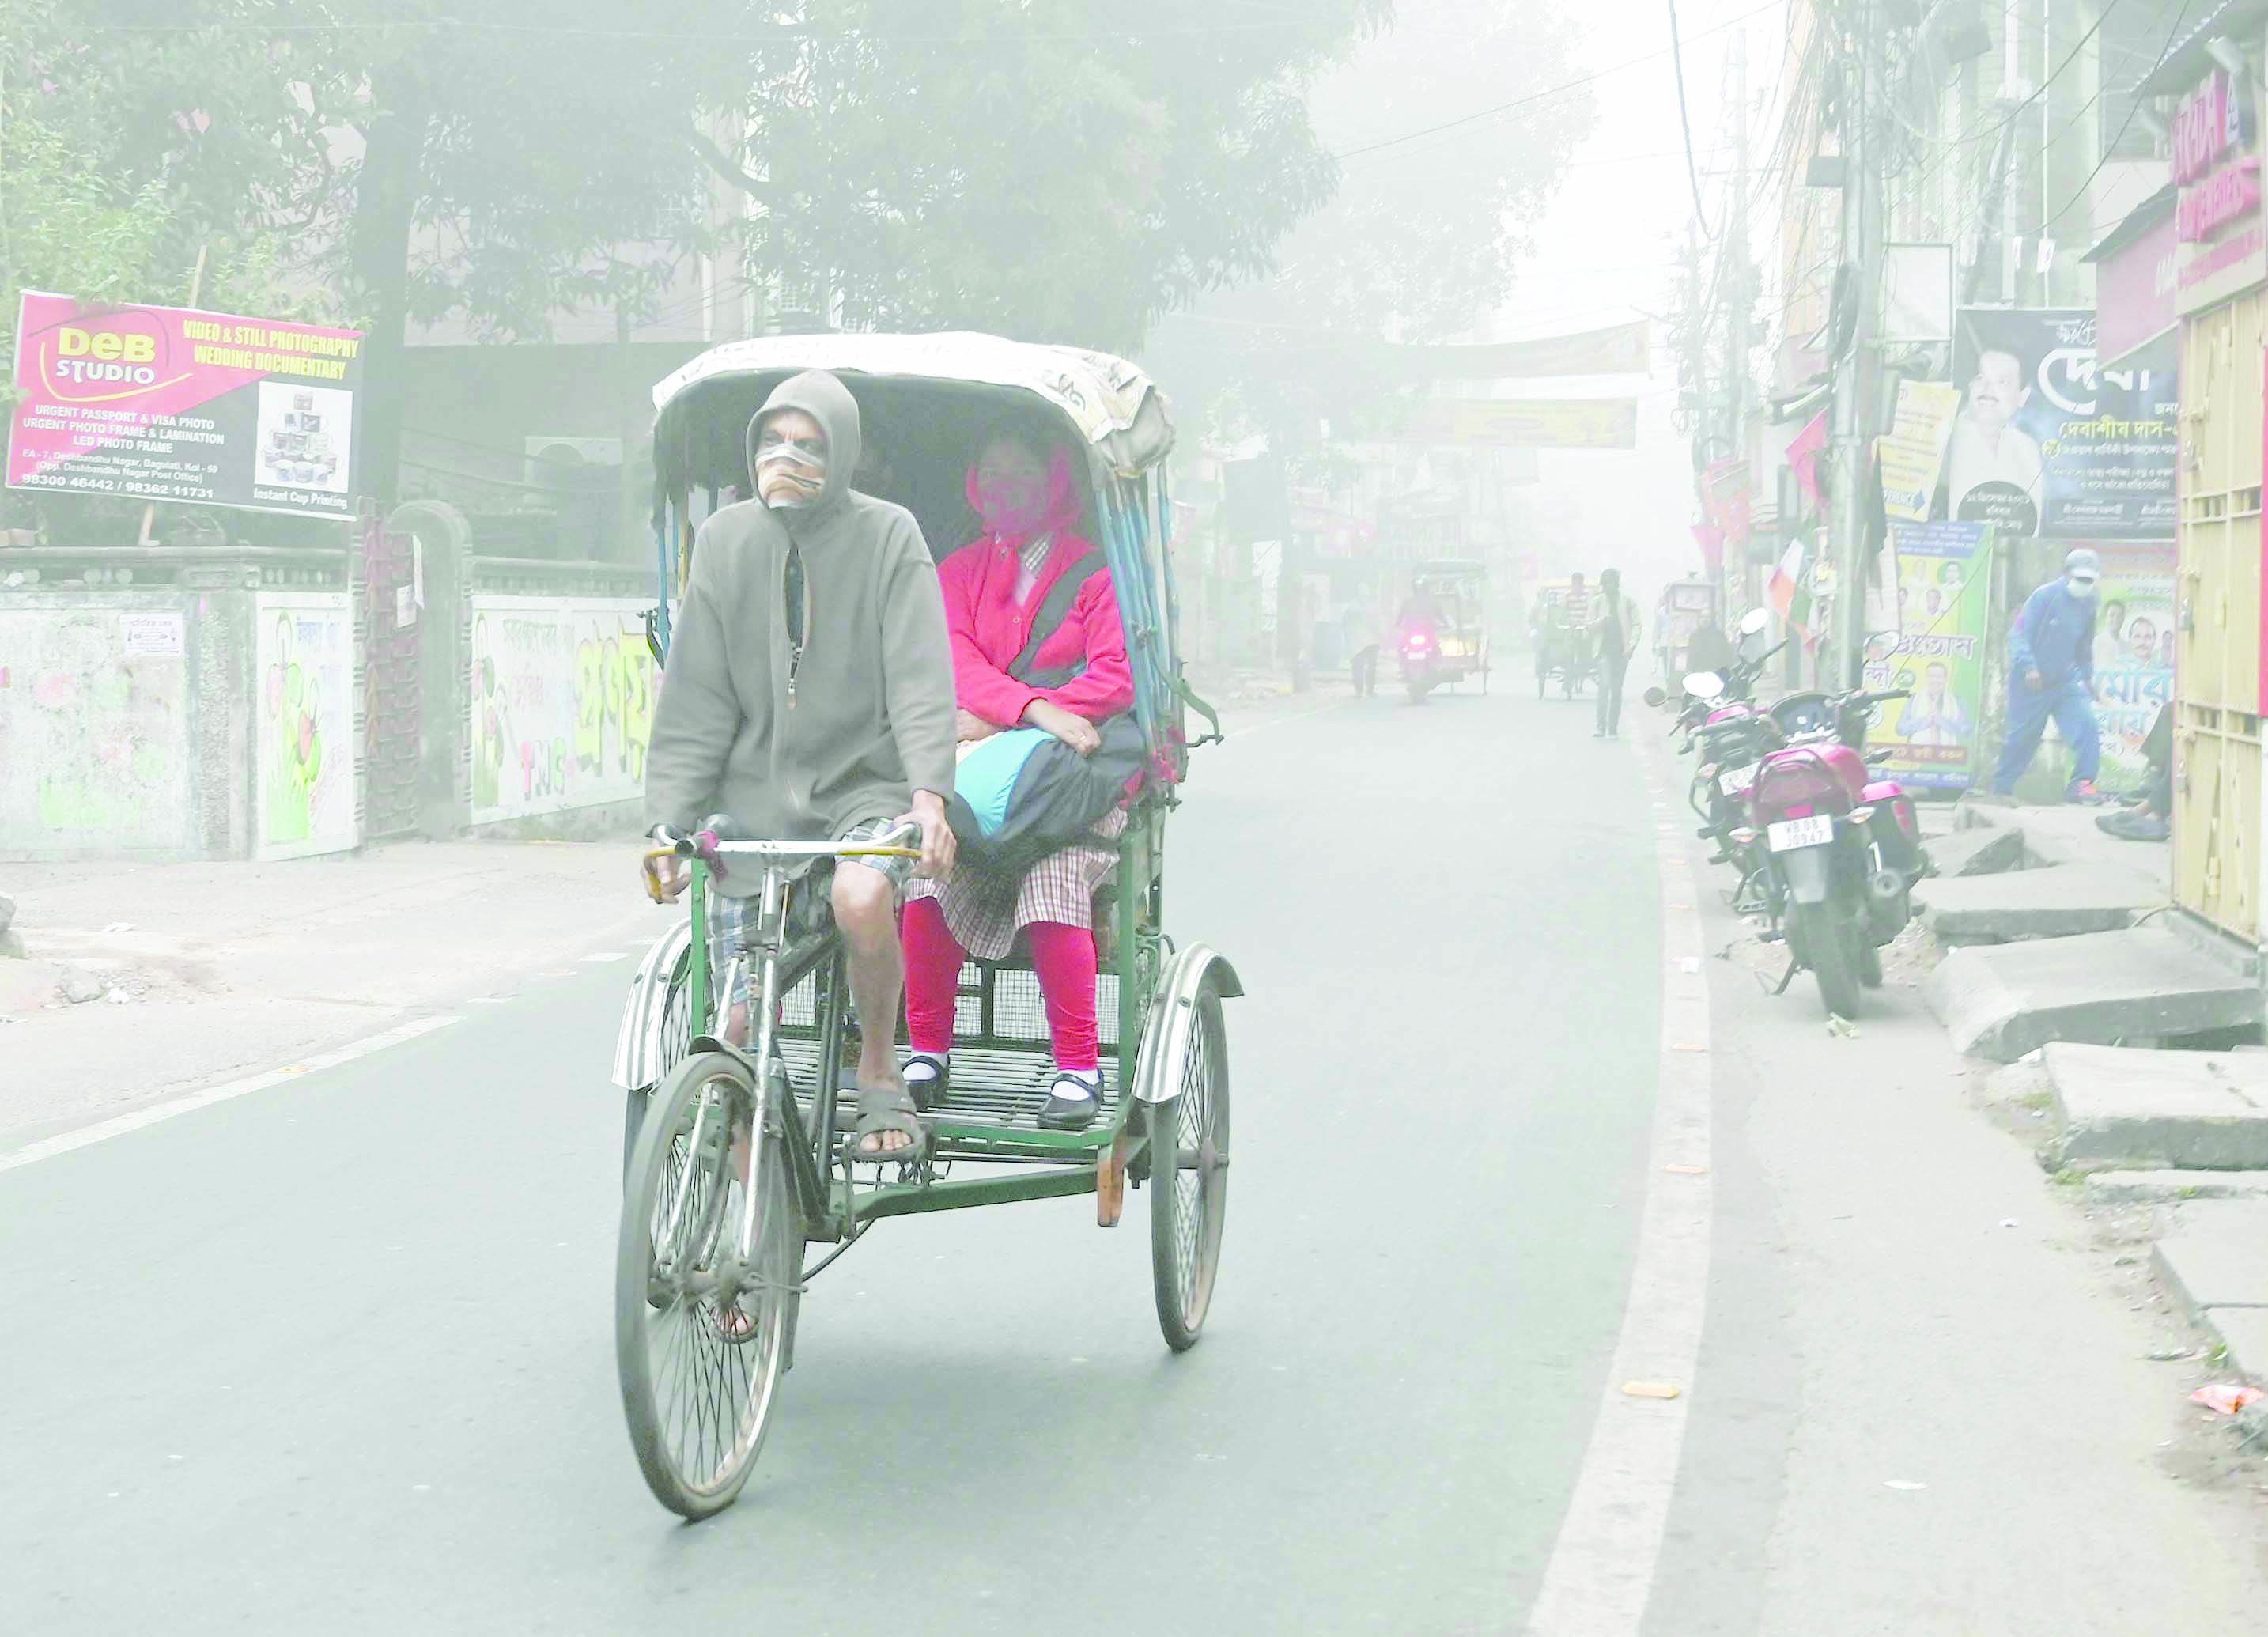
[[1605, 655, 1628, 735], [2054, 682, 2103, 793], [1991, 686, 2053, 794], [832, 864, 905, 1093], [1594, 656, 1611, 735]]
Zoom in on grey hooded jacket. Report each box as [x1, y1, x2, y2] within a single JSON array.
[[643, 370, 957, 887]]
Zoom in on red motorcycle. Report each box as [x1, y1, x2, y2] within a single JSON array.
[[1730, 687, 1931, 1018]]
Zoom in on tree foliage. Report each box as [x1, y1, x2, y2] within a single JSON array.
[[8, 0, 1399, 497]]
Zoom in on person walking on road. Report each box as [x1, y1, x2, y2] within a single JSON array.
[[1589, 566, 1641, 739], [1991, 546, 2105, 802]]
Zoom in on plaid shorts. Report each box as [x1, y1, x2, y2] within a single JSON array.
[[707, 818, 912, 1014]]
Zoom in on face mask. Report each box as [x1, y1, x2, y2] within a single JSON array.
[[2066, 577, 2096, 599], [971, 471, 1048, 534], [756, 439, 826, 508]]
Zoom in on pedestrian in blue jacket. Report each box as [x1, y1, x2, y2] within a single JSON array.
[[1990, 546, 2104, 801]]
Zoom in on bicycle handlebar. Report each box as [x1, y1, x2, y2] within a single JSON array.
[[641, 821, 924, 902]]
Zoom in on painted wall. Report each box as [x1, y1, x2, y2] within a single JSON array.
[[254, 592, 357, 860], [468, 595, 654, 825], [0, 603, 195, 853]]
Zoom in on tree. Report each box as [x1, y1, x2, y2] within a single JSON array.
[[14, 1, 1395, 506], [1147, 0, 1594, 467], [684, 0, 1388, 351]]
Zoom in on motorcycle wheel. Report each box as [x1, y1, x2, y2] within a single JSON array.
[[1790, 901, 1863, 1019], [1407, 679, 1430, 705]]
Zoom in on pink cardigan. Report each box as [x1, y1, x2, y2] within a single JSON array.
[[937, 533, 1135, 728]]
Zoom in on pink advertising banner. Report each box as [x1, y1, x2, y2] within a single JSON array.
[[2096, 206, 2179, 364], [7, 291, 365, 518]]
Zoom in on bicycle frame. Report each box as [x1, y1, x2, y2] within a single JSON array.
[[668, 831, 1162, 1253]]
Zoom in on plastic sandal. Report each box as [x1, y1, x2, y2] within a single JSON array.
[[849, 1083, 928, 1163]]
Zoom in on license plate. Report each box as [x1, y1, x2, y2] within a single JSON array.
[[1720, 762, 1760, 796], [1767, 815, 1835, 851]]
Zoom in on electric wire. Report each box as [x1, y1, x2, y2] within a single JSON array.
[[1669, 0, 1722, 240]]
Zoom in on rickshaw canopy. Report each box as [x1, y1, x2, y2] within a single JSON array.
[[649, 331, 1175, 496], [644, 331, 1196, 766]]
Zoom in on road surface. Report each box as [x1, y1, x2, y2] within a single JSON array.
[[2, 682, 2261, 1635]]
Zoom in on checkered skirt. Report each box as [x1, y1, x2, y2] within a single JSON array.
[[904, 807, 1125, 960]]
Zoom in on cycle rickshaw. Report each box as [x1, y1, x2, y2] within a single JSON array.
[[608, 334, 1238, 1518], [1529, 577, 1594, 699]]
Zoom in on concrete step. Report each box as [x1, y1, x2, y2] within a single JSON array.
[[2150, 1199, 2268, 1384], [1927, 928, 2262, 1063], [2082, 1170, 2268, 1205], [1915, 864, 2166, 943], [2032, 1043, 2268, 1171], [1924, 824, 2028, 879]]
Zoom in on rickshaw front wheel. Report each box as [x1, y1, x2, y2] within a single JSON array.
[[617, 1051, 798, 1518]]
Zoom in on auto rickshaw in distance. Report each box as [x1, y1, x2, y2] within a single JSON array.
[[1396, 558, 1490, 704]]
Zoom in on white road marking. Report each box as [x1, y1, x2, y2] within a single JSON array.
[[0, 1015, 463, 1174], [1525, 737, 1716, 1637]]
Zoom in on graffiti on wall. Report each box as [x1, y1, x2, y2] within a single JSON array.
[[0, 607, 191, 850], [469, 596, 654, 823], [255, 592, 357, 859]]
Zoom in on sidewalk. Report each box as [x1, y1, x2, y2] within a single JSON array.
[[1909, 796, 2268, 1393], [0, 694, 1316, 1156], [0, 841, 663, 1153]]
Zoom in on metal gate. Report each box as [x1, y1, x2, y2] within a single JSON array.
[[356, 505, 423, 844], [2175, 291, 2268, 942]]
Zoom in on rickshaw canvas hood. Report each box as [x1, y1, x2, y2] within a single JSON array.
[[748, 369, 862, 539]]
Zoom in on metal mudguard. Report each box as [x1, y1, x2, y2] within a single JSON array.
[[610, 921, 693, 1091], [1132, 943, 1244, 1105], [1778, 842, 1835, 905]]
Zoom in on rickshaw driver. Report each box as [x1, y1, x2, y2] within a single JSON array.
[[643, 369, 960, 1162]]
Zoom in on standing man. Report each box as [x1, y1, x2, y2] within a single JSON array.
[[1342, 586, 1382, 698], [643, 369, 959, 1163], [1990, 547, 2104, 803], [1589, 566, 1641, 739]]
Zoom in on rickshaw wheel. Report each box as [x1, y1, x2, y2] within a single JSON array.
[[1151, 975, 1232, 1352], [617, 1051, 797, 1518]]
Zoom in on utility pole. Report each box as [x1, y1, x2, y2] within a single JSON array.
[[1682, 217, 1709, 578], [1724, 25, 1752, 626], [1831, 0, 1883, 690]]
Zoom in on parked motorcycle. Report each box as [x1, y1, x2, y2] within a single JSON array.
[[1731, 686, 1931, 1018]]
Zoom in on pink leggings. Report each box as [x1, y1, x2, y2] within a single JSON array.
[[902, 897, 1099, 1072]]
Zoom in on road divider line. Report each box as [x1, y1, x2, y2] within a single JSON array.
[[1525, 739, 1715, 1636], [0, 1015, 463, 1175]]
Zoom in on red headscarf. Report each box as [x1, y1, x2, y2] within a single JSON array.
[[966, 443, 1082, 548]]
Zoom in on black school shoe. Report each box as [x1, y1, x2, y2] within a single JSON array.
[[1038, 1069, 1104, 1130]]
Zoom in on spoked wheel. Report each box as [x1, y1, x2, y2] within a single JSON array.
[[623, 951, 697, 1181], [617, 1050, 799, 1518], [1151, 975, 1232, 1352]]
